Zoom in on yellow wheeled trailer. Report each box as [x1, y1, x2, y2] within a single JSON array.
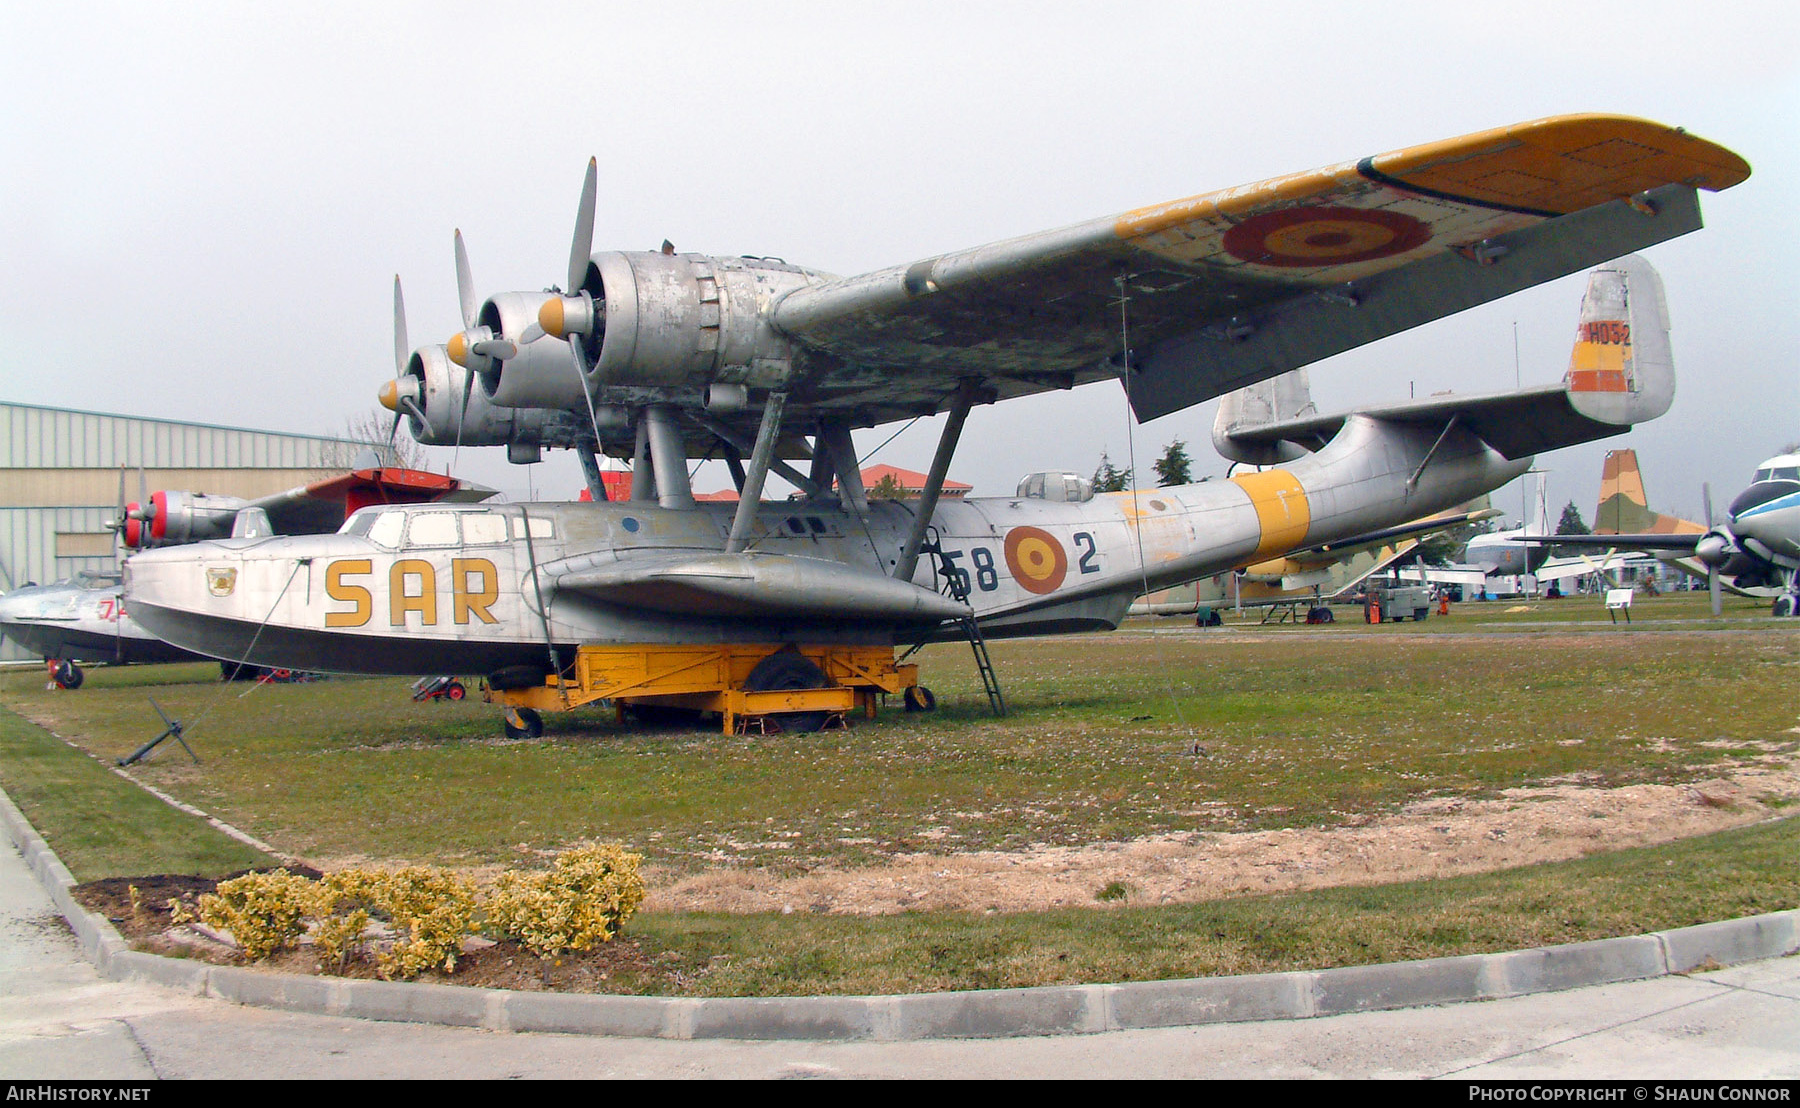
[[484, 643, 925, 735]]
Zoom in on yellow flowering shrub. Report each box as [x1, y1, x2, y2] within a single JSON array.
[[485, 843, 646, 959], [372, 867, 479, 981], [195, 870, 315, 961], [309, 869, 385, 973], [174, 848, 644, 976]]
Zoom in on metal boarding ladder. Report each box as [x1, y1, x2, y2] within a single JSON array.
[[920, 532, 1007, 717]]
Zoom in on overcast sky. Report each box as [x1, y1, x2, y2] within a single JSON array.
[[4, 1, 1795, 527]]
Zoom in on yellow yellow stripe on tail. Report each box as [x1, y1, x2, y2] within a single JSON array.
[[1230, 470, 1310, 560]]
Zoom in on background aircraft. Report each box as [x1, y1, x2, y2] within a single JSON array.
[[1532, 451, 1800, 615], [124, 115, 1745, 732], [0, 462, 492, 687]]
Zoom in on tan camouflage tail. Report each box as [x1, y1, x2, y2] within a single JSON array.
[[1593, 449, 1703, 535]]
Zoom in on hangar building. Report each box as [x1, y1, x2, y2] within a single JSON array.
[[0, 401, 374, 662]]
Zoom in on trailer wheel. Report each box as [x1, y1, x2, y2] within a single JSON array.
[[744, 650, 833, 732], [503, 708, 543, 740], [446, 681, 466, 700], [903, 685, 937, 713]]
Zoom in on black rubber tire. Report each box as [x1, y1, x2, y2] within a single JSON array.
[[1774, 595, 1798, 618], [489, 665, 551, 691], [903, 685, 937, 713], [52, 660, 83, 690], [743, 650, 832, 732], [446, 681, 466, 701], [503, 707, 544, 740]]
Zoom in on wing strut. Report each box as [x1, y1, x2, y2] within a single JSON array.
[[692, 412, 821, 498], [819, 420, 869, 515], [577, 448, 609, 502], [725, 392, 789, 554], [894, 381, 980, 581], [630, 418, 656, 501], [643, 406, 694, 510]]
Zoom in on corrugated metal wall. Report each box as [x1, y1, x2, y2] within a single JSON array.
[[1, 403, 345, 470], [0, 402, 367, 661]]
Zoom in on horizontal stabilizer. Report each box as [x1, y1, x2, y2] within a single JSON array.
[[1301, 506, 1502, 563], [1518, 533, 1700, 552], [552, 552, 968, 623], [1215, 255, 1675, 462]]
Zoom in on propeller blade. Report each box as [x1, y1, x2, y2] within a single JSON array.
[[1703, 482, 1721, 616], [454, 229, 477, 330], [570, 329, 590, 378], [393, 275, 410, 378], [518, 322, 544, 345], [568, 157, 597, 293], [471, 337, 518, 360]]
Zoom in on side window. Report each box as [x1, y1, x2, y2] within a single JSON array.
[[406, 513, 460, 548], [461, 512, 508, 546], [511, 515, 555, 540]]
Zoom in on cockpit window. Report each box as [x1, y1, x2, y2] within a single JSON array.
[[361, 512, 405, 548]]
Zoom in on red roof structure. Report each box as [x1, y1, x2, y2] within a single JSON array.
[[858, 464, 971, 498]]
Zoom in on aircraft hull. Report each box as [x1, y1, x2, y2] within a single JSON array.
[[125, 413, 1528, 677]]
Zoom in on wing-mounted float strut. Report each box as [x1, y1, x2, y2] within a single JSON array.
[[894, 382, 984, 582]]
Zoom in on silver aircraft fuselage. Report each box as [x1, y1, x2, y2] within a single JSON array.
[[125, 416, 1528, 676], [0, 575, 208, 666]]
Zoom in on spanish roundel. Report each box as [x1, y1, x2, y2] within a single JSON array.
[[1223, 206, 1431, 268], [1003, 526, 1068, 595]]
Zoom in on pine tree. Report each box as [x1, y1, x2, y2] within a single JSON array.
[[1553, 500, 1591, 557], [1092, 452, 1132, 493], [867, 473, 907, 500], [1152, 439, 1192, 487]]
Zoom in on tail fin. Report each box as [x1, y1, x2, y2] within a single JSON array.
[[1562, 254, 1674, 427], [1528, 470, 1551, 535], [1593, 448, 1704, 535], [1213, 368, 1320, 465]]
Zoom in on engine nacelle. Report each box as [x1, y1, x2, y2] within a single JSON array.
[[401, 344, 587, 451], [480, 252, 826, 409], [132, 490, 247, 547]]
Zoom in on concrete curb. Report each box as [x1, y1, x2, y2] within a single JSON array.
[[5, 788, 1795, 1041]]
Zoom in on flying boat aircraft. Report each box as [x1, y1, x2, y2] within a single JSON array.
[[123, 114, 1748, 733]]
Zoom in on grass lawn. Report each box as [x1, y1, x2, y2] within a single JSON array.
[[2, 592, 1795, 995]]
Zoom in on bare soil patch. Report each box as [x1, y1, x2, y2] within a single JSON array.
[[641, 762, 1800, 915]]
